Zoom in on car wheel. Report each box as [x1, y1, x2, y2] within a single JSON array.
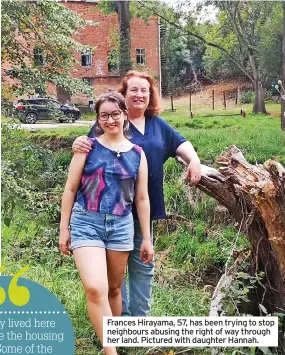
[[66, 112, 76, 123], [3, 108, 10, 117], [24, 112, 37, 124]]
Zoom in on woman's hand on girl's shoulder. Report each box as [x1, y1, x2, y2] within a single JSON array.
[[59, 229, 71, 256], [72, 136, 92, 154], [140, 239, 154, 264]]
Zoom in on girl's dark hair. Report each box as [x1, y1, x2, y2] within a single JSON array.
[[94, 91, 127, 114], [94, 91, 130, 137]]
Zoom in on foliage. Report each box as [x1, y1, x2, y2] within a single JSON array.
[[257, 4, 283, 85], [202, 23, 243, 79], [202, 1, 283, 86], [137, 0, 281, 112], [1, 0, 96, 97], [107, 28, 120, 73], [161, 22, 205, 95], [240, 91, 255, 104], [1, 124, 69, 227], [221, 256, 264, 316]]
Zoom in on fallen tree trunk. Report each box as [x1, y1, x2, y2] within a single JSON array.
[[177, 145, 285, 314]]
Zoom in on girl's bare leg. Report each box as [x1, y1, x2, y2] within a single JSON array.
[[73, 247, 117, 355], [107, 250, 129, 316]]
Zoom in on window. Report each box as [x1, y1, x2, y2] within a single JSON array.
[[136, 48, 146, 66], [35, 87, 46, 96], [34, 48, 44, 66], [81, 51, 92, 67], [36, 100, 48, 106], [47, 100, 61, 109], [83, 78, 93, 86]]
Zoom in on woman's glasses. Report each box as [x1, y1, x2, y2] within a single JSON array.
[[98, 110, 122, 121]]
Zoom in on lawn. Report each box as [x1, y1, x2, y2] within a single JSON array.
[[2, 100, 284, 354]]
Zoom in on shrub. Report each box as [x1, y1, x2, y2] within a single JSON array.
[[240, 90, 255, 104]]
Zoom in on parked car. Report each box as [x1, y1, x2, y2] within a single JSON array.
[[14, 98, 81, 123]]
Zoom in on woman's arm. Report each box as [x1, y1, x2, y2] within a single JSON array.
[[59, 153, 87, 255], [176, 141, 201, 185], [135, 151, 154, 263], [72, 136, 92, 154], [72, 123, 96, 153]]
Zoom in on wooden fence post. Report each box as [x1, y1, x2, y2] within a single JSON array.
[[171, 95, 174, 112], [190, 92, 193, 118]]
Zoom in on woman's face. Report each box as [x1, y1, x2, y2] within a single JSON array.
[[97, 101, 127, 135], [125, 77, 150, 113]]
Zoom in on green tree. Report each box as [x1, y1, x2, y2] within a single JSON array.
[[1, 0, 95, 98], [138, 0, 283, 114], [203, 1, 282, 114], [161, 22, 205, 95]]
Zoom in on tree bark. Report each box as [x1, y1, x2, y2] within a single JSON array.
[[281, 2, 285, 130], [116, 1, 132, 75], [178, 146, 285, 313], [253, 78, 267, 114]]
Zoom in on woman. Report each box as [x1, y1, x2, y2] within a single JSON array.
[[59, 91, 153, 355], [73, 71, 201, 317]]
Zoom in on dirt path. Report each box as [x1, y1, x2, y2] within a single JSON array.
[[161, 79, 252, 110]]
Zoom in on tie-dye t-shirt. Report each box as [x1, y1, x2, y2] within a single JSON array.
[[75, 138, 142, 216]]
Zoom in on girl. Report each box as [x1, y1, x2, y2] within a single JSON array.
[[59, 91, 153, 355]]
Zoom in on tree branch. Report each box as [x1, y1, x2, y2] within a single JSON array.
[[136, 0, 254, 82]]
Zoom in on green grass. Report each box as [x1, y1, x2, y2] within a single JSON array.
[[162, 105, 284, 165], [2, 100, 284, 355]]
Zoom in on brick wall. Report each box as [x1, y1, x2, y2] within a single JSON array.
[[63, 1, 160, 103]]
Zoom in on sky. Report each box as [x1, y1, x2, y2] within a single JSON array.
[[161, 0, 219, 23]]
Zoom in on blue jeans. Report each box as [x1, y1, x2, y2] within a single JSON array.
[[69, 202, 134, 251], [121, 220, 154, 316]]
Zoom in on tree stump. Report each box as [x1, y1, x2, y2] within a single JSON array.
[[177, 145, 285, 314]]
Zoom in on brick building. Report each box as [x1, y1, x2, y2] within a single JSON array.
[[59, 0, 160, 104], [2, 1, 161, 105]]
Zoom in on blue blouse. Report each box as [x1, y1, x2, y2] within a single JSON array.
[[88, 116, 186, 220]]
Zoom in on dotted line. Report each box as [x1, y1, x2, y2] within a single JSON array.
[[0, 311, 67, 314]]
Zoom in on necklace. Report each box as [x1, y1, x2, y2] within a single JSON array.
[[102, 137, 127, 157]]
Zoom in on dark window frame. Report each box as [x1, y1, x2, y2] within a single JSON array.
[[81, 51, 92, 67], [83, 77, 93, 86], [136, 48, 146, 66], [34, 47, 44, 66]]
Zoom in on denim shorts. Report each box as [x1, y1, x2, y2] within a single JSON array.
[[69, 202, 134, 252]]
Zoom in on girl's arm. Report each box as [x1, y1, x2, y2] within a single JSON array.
[[135, 151, 154, 263], [59, 152, 87, 255]]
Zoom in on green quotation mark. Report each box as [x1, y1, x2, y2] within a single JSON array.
[[0, 266, 30, 306]]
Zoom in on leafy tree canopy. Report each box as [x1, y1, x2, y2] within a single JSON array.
[[202, 1, 283, 85]]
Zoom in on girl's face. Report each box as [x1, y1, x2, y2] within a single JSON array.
[[97, 101, 127, 135], [125, 77, 150, 113]]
